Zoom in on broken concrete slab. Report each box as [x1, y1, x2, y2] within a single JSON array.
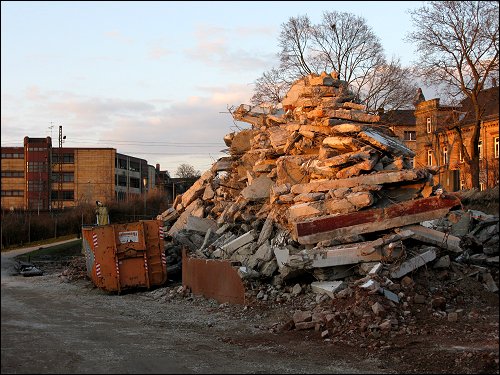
[[358, 128, 415, 157], [389, 247, 437, 279], [404, 224, 462, 253], [220, 230, 257, 257], [291, 169, 430, 195], [308, 244, 385, 267], [294, 195, 461, 245], [185, 216, 218, 234]]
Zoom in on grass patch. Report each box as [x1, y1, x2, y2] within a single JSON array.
[[2, 234, 79, 252], [14, 239, 83, 263]]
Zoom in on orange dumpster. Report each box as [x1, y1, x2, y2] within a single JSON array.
[[82, 220, 167, 293]]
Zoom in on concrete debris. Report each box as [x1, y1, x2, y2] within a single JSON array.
[[158, 71, 498, 332]]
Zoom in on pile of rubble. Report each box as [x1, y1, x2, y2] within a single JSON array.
[[158, 71, 498, 336]]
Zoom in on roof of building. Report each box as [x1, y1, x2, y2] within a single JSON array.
[[459, 86, 499, 124], [379, 109, 416, 126]]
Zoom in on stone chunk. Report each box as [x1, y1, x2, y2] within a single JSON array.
[[293, 310, 312, 324], [311, 281, 346, 298], [241, 176, 274, 201]]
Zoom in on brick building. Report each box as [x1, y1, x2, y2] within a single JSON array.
[[1, 136, 154, 211], [382, 86, 499, 192], [414, 87, 499, 191]]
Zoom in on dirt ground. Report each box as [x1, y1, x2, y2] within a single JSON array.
[[8, 244, 497, 375], [3, 188, 499, 374]]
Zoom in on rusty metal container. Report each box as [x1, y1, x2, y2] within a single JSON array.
[[82, 220, 167, 293]]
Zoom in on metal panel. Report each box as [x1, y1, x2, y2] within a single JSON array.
[[182, 249, 245, 305]]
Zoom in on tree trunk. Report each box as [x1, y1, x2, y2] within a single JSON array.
[[470, 118, 482, 189]]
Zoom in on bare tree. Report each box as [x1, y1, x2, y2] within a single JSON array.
[[407, 1, 499, 189], [278, 15, 314, 78], [361, 58, 419, 112], [175, 163, 200, 178], [251, 11, 417, 111], [250, 68, 291, 106], [312, 11, 384, 89]]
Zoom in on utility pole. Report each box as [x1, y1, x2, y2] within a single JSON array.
[[57, 126, 66, 210]]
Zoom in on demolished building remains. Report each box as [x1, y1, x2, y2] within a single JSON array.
[[157, 71, 499, 336]]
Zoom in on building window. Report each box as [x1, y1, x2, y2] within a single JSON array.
[[117, 175, 127, 187], [28, 181, 46, 191], [1, 171, 24, 177], [459, 148, 464, 163], [480, 182, 485, 191], [404, 131, 416, 141], [442, 147, 448, 164], [27, 161, 48, 172], [1, 153, 24, 159], [51, 172, 74, 182], [129, 161, 140, 171], [460, 180, 466, 190], [495, 137, 499, 158], [130, 177, 140, 189], [409, 157, 415, 168], [427, 149, 433, 166], [1, 190, 23, 196], [117, 158, 127, 169], [478, 139, 483, 159], [426, 117, 432, 133], [52, 153, 74, 164], [51, 190, 74, 200]]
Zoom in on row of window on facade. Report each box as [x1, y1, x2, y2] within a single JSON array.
[[3, 171, 144, 188], [116, 158, 142, 171], [426, 137, 500, 166], [1, 190, 74, 200]]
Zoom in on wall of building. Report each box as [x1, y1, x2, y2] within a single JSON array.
[[1, 147, 25, 210], [1, 137, 153, 211], [414, 94, 499, 191], [73, 149, 116, 207]]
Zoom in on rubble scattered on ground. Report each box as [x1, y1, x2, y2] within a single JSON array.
[[157, 71, 498, 347], [58, 256, 88, 282], [13, 261, 44, 277]]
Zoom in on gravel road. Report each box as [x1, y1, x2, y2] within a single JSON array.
[[1, 245, 388, 374]]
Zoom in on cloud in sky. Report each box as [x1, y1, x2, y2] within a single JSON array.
[[1, 1, 425, 176], [184, 24, 276, 72], [1, 81, 252, 174], [103, 30, 135, 45]]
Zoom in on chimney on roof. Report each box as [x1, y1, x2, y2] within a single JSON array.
[[413, 88, 426, 107], [156, 163, 160, 171]]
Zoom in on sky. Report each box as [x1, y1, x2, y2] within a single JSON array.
[[1, 1, 426, 177]]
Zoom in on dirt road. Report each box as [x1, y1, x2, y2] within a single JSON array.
[[1, 247, 387, 374]]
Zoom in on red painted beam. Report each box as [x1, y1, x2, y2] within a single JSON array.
[[294, 195, 461, 245]]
